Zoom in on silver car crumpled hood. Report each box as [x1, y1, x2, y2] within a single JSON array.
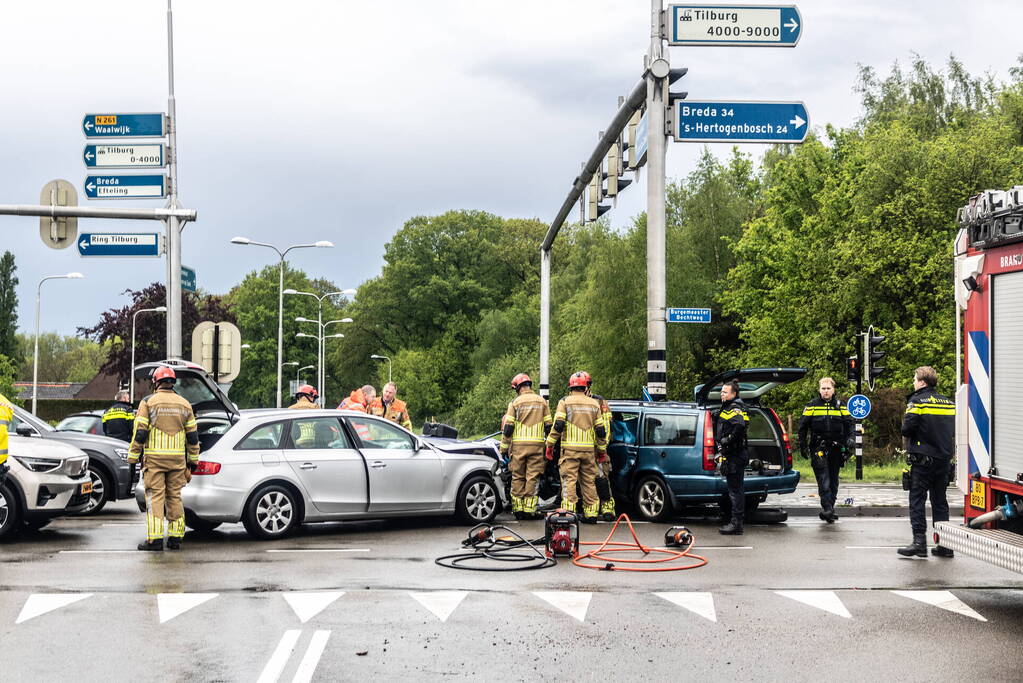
[[423, 437, 500, 460]]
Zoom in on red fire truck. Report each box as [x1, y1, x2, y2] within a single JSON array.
[[934, 187, 1023, 572]]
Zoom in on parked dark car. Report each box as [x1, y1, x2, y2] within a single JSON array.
[[12, 406, 133, 515], [606, 368, 806, 521], [54, 410, 103, 435]]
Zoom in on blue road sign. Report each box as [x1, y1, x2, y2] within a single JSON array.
[[642, 386, 653, 402], [83, 144, 165, 169], [77, 233, 161, 258], [82, 113, 165, 138], [848, 394, 872, 420], [182, 265, 197, 293], [674, 101, 809, 144], [668, 5, 802, 47], [667, 307, 712, 323], [84, 175, 166, 200]]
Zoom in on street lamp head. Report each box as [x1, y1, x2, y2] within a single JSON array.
[[295, 317, 312, 323], [230, 236, 251, 245], [283, 288, 299, 295], [240, 344, 251, 350], [154, 306, 168, 312], [342, 288, 357, 296], [371, 354, 384, 359], [296, 333, 315, 339], [66, 272, 84, 279], [326, 334, 345, 339], [314, 241, 334, 248], [340, 318, 354, 323], [282, 362, 299, 367]]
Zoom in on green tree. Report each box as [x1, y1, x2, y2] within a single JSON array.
[[16, 334, 106, 383], [0, 251, 19, 364]]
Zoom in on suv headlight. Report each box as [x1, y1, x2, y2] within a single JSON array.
[[114, 448, 130, 462], [14, 456, 62, 473]]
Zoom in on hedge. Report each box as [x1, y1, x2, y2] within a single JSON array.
[[34, 399, 112, 423]]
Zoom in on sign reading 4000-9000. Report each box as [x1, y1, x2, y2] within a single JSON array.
[[668, 5, 802, 47]]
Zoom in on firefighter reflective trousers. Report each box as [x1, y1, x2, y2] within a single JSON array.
[[559, 448, 599, 510], [143, 462, 187, 541], [509, 444, 545, 499], [909, 456, 950, 536]]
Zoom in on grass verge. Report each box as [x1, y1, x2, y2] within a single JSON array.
[[792, 457, 904, 484]]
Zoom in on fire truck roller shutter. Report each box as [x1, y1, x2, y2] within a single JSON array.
[[993, 270, 1023, 479]]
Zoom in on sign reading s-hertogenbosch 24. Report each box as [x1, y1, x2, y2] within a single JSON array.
[[82, 113, 166, 138], [85, 175, 167, 200], [674, 101, 809, 144], [667, 5, 801, 47]]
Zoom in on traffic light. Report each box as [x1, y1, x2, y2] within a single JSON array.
[[664, 67, 689, 110], [586, 167, 610, 222], [846, 355, 860, 384], [606, 141, 633, 198], [864, 325, 886, 390]]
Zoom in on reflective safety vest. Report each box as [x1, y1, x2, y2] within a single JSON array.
[[102, 401, 135, 441], [902, 386, 955, 459], [546, 393, 607, 452], [0, 393, 12, 466], [370, 397, 413, 431], [129, 389, 200, 466]]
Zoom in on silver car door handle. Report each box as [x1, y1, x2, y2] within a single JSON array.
[[370, 461, 387, 469], [299, 463, 318, 470]]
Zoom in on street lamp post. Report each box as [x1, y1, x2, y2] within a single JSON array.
[[33, 273, 84, 415], [298, 365, 316, 384], [130, 305, 168, 404], [371, 354, 392, 384], [230, 237, 333, 408], [287, 287, 355, 406]]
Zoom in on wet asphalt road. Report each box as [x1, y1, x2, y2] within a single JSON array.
[[3, 501, 1023, 682]]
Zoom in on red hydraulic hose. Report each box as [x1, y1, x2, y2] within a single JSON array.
[[572, 513, 708, 572]]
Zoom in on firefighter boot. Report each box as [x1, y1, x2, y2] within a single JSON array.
[[166, 537, 182, 550], [600, 498, 616, 522], [580, 502, 600, 524], [719, 520, 743, 535], [897, 533, 928, 557], [512, 495, 526, 520], [137, 539, 163, 551], [931, 545, 954, 558]]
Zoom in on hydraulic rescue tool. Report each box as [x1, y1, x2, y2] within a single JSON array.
[[544, 509, 581, 558], [664, 525, 694, 548]]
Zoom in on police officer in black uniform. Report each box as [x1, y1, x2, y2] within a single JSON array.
[[716, 380, 749, 535], [798, 376, 854, 523], [898, 365, 956, 558], [101, 390, 134, 442]]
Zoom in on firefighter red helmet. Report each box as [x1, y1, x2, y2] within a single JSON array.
[[511, 373, 532, 390], [152, 366, 176, 384], [296, 384, 318, 399], [568, 371, 591, 388]]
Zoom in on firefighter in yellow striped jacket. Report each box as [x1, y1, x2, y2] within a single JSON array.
[[587, 378, 616, 521], [545, 371, 607, 522], [499, 373, 552, 519], [0, 392, 12, 487], [128, 366, 200, 551]]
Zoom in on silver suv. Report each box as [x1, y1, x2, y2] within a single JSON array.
[[0, 435, 92, 538]]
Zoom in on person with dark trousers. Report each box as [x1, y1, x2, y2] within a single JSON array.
[[898, 366, 956, 558], [798, 377, 854, 523], [715, 379, 749, 535]]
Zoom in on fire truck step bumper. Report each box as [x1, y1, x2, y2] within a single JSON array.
[[935, 521, 1023, 574]]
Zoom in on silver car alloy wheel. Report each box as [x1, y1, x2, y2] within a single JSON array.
[[465, 480, 497, 521], [638, 480, 665, 518], [0, 487, 8, 528], [84, 469, 105, 512], [255, 491, 294, 534]]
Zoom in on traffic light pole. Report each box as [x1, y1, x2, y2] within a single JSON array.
[[855, 331, 864, 481], [165, 0, 184, 360]]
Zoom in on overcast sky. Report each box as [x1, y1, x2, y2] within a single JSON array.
[[2, 1, 1021, 338]]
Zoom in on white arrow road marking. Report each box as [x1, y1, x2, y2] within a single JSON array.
[[533, 591, 592, 623], [291, 630, 331, 683], [16, 593, 92, 624], [655, 592, 717, 622], [785, 18, 799, 32], [409, 591, 468, 622], [790, 115, 806, 128], [775, 590, 851, 618], [257, 630, 301, 683], [157, 593, 218, 624], [891, 590, 987, 622], [283, 592, 344, 624]]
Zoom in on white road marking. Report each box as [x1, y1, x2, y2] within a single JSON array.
[[283, 592, 345, 624], [266, 548, 370, 553], [655, 592, 717, 622], [891, 590, 987, 622], [846, 546, 903, 549], [16, 593, 92, 624], [533, 591, 592, 623], [158, 593, 218, 624], [775, 590, 852, 618], [256, 630, 301, 683], [693, 545, 753, 550], [59, 550, 136, 553], [101, 523, 138, 526], [409, 591, 468, 622], [291, 630, 331, 683]]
